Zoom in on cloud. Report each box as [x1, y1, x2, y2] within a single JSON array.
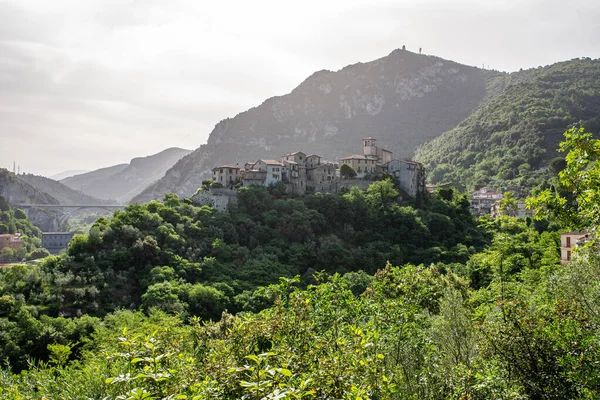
[[0, 0, 599, 176]]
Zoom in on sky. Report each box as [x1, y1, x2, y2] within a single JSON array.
[[1, 0, 599, 177]]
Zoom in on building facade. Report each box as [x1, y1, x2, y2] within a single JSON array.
[[307, 162, 337, 193], [560, 231, 591, 265], [242, 160, 284, 187], [282, 152, 308, 194], [212, 165, 240, 187], [387, 159, 426, 200], [470, 187, 503, 215], [42, 232, 75, 255], [0, 234, 23, 250]]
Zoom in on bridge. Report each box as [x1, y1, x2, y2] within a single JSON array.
[[13, 204, 126, 225], [13, 204, 125, 212]]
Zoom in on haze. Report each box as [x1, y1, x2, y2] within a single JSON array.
[[1, 0, 599, 177]]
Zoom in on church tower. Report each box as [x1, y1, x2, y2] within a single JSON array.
[[363, 137, 377, 156]]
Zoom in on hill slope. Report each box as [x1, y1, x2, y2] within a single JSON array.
[[18, 174, 109, 205], [415, 58, 600, 191], [132, 49, 503, 203], [0, 169, 63, 231], [62, 148, 192, 203], [49, 170, 89, 181]]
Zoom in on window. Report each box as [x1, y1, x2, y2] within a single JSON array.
[[567, 250, 572, 261], [357, 167, 361, 172], [566, 237, 571, 247], [220, 169, 223, 174], [229, 169, 232, 173]]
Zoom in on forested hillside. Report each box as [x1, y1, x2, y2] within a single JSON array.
[[416, 58, 600, 191], [3, 130, 600, 398]]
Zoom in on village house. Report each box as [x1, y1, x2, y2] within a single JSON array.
[[212, 165, 241, 187], [307, 161, 337, 193], [211, 136, 427, 207], [340, 137, 392, 178], [387, 159, 426, 200], [0, 233, 24, 251], [242, 159, 284, 187], [560, 231, 591, 265], [470, 187, 502, 215], [282, 151, 308, 194]]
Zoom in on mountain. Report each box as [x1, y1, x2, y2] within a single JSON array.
[[132, 49, 504, 203], [415, 57, 600, 191], [0, 169, 62, 231], [62, 148, 192, 203], [49, 170, 89, 181], [18, 174, 110, 206]]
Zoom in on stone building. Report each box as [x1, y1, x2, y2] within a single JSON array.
[[282, 152, 308, 194], [307, 162, 337, 193], [387, 159, 426, 200], [212, 165, 240, 187], [470, 187, 502, 215], [340, 137, 392, 178], [42, 232, 75, 255], [0, 233, 23, 250], [242, 160, 284, 187]]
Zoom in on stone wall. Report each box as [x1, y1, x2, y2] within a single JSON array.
[[334, 179, 372, 192], [190, 188, 238, 212]]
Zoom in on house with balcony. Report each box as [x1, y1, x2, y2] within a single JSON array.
[[560, 231, 591, 265], [242, 159, 285, 187]]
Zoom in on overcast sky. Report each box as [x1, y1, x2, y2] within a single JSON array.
[[1, 0, 599, 177]]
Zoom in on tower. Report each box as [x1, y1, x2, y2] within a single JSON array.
[[363, 137, 377, 156]]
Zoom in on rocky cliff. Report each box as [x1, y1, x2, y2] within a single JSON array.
[[132, 49, 503, 203]]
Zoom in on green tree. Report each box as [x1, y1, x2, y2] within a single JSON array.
[[498, 192, 518, 216], [339, 163, 357, 179], [527, 127, 600, 229]]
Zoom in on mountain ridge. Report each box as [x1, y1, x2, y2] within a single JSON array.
[[133, 49, 503, 203], [415, 57, 600, 191], [62, 147, 192, 203]]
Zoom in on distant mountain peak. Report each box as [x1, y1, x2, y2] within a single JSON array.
[[133, 51, 502, 203], [62, 148, 192, 204]]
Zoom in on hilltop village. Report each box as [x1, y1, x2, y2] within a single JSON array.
[[208, 137, 426, 200]]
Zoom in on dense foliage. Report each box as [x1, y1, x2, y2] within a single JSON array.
[[0, 195, 44, 262], [4, 127, 600, 398], [4, 233, 599, 399], [416, 58, 600, 192]]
